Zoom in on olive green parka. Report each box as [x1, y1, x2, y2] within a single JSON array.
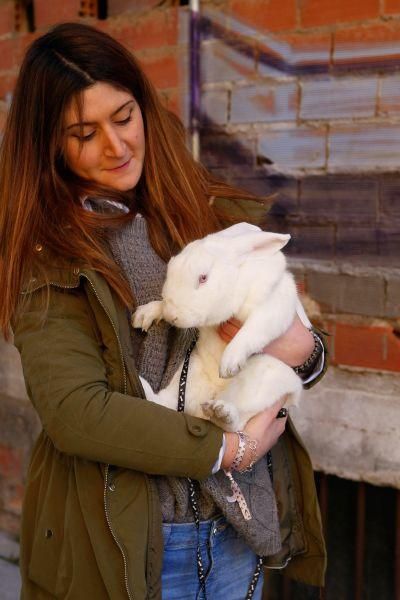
[[14, 204, 326, 599]]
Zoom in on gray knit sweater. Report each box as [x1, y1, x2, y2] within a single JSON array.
[[105, 205, 281, 556]]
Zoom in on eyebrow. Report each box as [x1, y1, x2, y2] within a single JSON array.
[[66, 99, 135, 130]]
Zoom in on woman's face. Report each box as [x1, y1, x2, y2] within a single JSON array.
[[63, 82, 145, 192]]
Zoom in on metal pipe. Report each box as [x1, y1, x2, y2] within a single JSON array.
[[354, 482, 366, 600], [189, 0, 200, 160]]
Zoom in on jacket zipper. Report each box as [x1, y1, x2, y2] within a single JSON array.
[[43, 276, 133, 600], [103, 465, 133, 600], [80, 274, 133, 600]]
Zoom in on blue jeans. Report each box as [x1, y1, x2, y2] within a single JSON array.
[[161, 516, 264, 600]]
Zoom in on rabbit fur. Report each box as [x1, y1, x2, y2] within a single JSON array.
[[132, 222, 302, 431]]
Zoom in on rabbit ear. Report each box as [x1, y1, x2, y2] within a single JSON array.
[[211, 222, 262, 239], [225, 230, 291, 257]]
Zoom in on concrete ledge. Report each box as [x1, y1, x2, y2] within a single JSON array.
[[291, 366, 400, 489], [289, 256, 400, 320], [0, 531, 19, 562]]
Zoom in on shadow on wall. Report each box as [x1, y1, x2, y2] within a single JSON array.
[[198, 11, 400, 258]]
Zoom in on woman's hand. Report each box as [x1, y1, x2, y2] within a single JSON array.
[[221, 398, 288, 471], [218, 314, 315, 367]]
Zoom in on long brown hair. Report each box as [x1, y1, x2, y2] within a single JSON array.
[[0, 22, 263, 339]]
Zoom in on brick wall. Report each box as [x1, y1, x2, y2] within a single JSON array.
[[0, 0, 187, 126], [0, 0, 399, 541], [199, 1, 400, 257]]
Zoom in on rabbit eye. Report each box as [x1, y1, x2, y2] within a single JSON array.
[[198, 274, 208, 284]]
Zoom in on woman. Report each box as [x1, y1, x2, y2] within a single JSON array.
[[0, 22, 326, 599]]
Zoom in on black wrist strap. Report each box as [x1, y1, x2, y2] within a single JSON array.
[[293, 329, 324, 377]]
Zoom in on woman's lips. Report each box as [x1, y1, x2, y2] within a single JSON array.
[[105, 158, 131, 172]]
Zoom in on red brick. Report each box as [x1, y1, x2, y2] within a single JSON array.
[[384, 0, 400, 14], [139, 53, 179, 90], [0, 1, 14, 37], [300, 0, 379, 27], [34, 0, 81, 28], [0, 445, 22, 479], [18, 30, 40, 57], [6, 483, 24, 516], [0, 32, 38, 72], [229, 0, 297, 34], [328, 323, 400, 372], [111, 9, 178, 52], [163, 89, 182, 118], [334, 23, 400, 67], [0, 73, 17, 99], [0, 106, 8, 132], [0, 37, 19, 71], [108, 0, 159, 16]]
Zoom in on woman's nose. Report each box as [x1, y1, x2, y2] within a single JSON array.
[[104, 129, 126, 157]]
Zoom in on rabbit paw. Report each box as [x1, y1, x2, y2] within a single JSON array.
[[132, 301, 163, 332], [201, 401, 240, 431], [219, 345, 247, 379]]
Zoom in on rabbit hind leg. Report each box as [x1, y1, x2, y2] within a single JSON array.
[[201, 400, 241, 432], [218, 355, 302, 424]]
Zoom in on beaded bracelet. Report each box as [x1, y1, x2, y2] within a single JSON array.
[[293, 329, 323, 376], [238, 433, 259, 473], [230, 431, 259, 473], [230, 431, 247, 471]]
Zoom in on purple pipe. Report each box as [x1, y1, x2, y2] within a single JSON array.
[[189, 1, 200, 159]]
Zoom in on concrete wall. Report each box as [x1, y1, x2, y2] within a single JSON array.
[[292, 366, 400, 488]]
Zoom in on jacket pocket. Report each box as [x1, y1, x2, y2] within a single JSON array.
[[27, 445, 72, 597], [28, 514, 67, 597]]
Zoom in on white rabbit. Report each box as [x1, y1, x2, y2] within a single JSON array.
[[132, 222, 303, 431]]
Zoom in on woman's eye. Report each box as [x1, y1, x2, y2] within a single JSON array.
[[115, 110, 133, 126], [73, 131, 95, 142]]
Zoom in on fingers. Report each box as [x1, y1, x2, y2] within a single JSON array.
[[267, 413, 288, 445], [244, 404, 288, 446], [217, 318, 242, 343], [261, 395, 289, 418], [257, 413, 287, 455], [268, 407, 288, 449]]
